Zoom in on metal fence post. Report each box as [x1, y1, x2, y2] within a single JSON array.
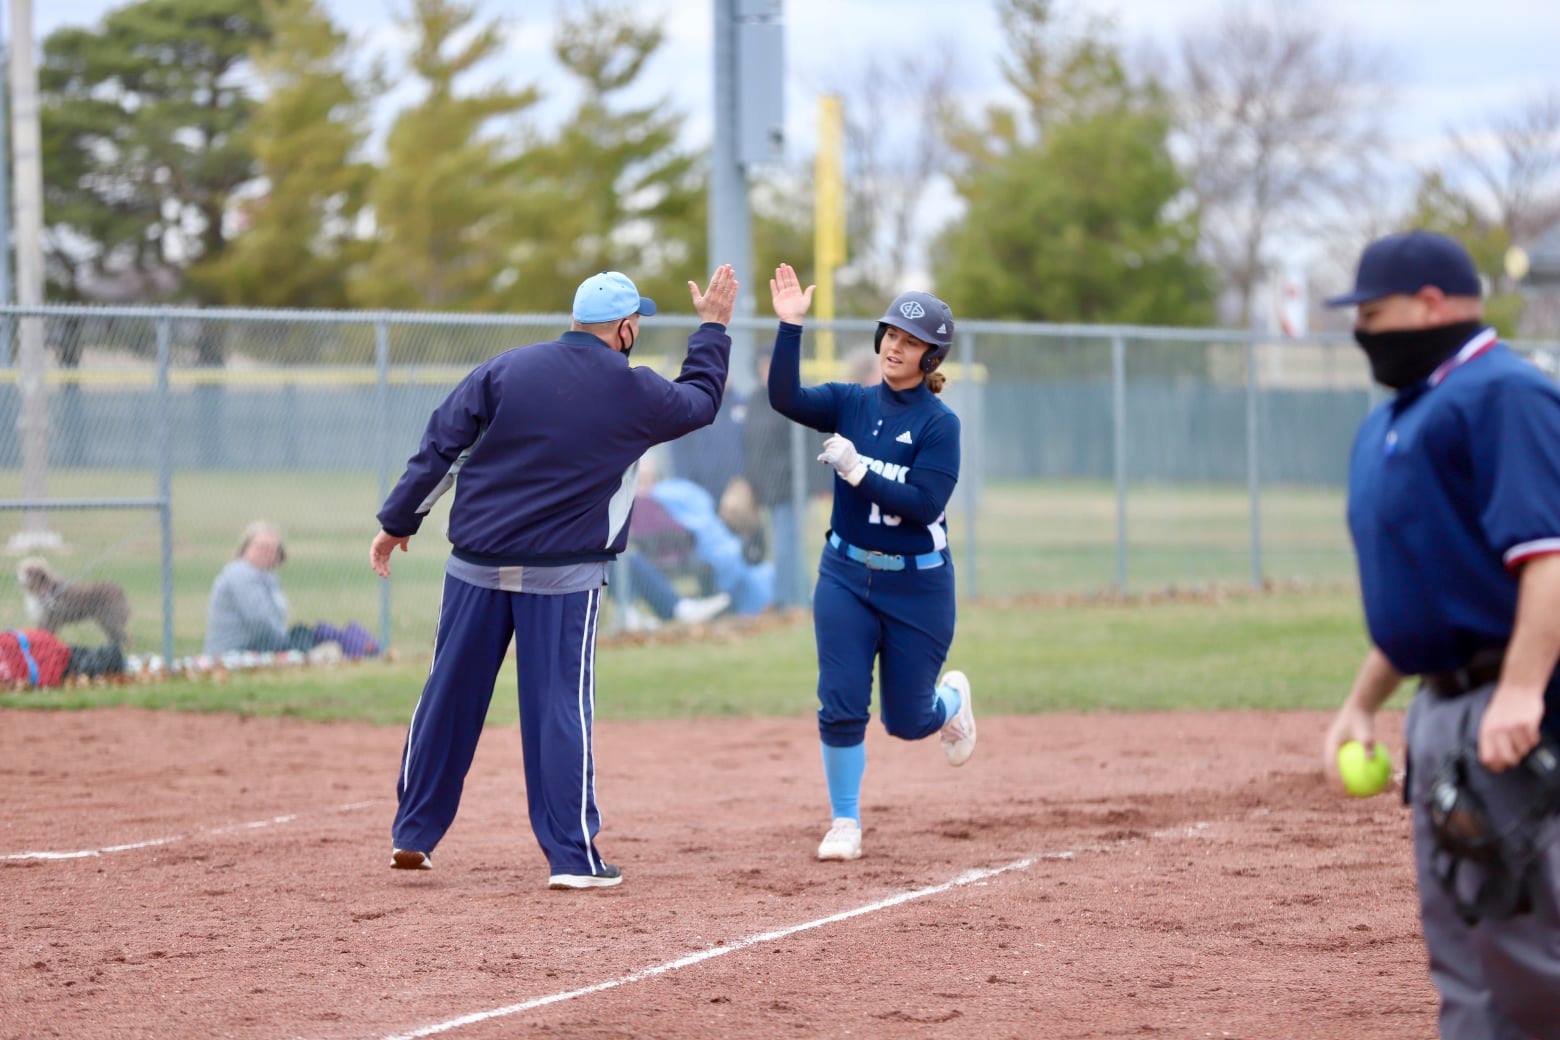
[[958, 329, 978, 599], [788, 417, 807, 607], [1246, 334, 1263, 590], [1111, 334, 1128, 593], [374, 319, 392, 652], [156, 313, 174, 666]]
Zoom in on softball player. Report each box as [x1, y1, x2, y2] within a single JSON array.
[[370, 266, 737, 889], [766, 263, 975, 862]]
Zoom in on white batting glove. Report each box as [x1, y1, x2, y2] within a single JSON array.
[[818, 434, 867, 486]]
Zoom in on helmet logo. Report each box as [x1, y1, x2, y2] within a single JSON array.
[[899, 300, 925, 319], [936, 323, 947, 335]]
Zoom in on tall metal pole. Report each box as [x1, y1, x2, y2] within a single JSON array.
[[156, 314, 174, 666], [710, 0, 753, 389], [1246, 334, 1264, 590], [1111, 335, 1128, 593], [958, 330, 978, 600], [8, 0, 53, 549], [813, 94, 844, 372], [0, 6, 13, 368], [374, 320, 392, 653], [0, 4, 12, 315]]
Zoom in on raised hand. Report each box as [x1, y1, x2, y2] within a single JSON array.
[[689, 264, 739, 326], [770, 263, 815, 324]]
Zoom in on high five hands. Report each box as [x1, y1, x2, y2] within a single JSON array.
[[689, 265, 739, 326], [770, 263, 816, 325]]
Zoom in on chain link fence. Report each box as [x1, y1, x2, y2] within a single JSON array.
[[1, 304, 1555, 666]]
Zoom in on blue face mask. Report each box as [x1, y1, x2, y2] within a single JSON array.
[[1353, 320, 1479, 390]]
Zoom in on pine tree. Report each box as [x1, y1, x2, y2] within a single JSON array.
[[351, 0, 540, 310], [189, 0, 373, 309]]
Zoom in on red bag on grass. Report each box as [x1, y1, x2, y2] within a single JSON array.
[[0, 629, 70, 688]]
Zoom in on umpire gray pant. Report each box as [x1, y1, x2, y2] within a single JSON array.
[[1406, 683, 1560, 1039]]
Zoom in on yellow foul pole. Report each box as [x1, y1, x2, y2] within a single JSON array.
[[814, 95, 845, 371]]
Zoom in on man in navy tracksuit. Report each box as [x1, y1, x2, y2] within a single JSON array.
[[369, 266, 737, 890]]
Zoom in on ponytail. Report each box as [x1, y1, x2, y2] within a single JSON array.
[[925, 370, 946, 395]]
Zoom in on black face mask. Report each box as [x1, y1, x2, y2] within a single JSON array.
[[617, 320, 636, 359], [1353, 320, 1481, 390]]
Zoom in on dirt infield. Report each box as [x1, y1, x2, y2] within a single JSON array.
[[2, 707, 1434, 1039]]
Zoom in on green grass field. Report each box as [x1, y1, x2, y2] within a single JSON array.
[[3, 587, 1389, 726], [0, 468, 1356, 656]]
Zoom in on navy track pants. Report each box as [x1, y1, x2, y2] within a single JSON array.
[[812, 544, 956, 748], [392, 574, 607, 877]]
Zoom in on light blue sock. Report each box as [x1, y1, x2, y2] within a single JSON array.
[[935, 683, 961, 724], [820, 741, 866, 823]]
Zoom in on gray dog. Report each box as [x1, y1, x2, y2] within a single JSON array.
[[16, 558, 130, 647]]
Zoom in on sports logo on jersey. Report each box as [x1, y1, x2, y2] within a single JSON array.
[[895, 430, 913, 444], [899, 300, 925, 319]]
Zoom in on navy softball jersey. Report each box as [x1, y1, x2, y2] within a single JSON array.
[[1347, 331, 1560, 731], [767, 322, 961, 555], [768, 321, 962, 751], [381, 323, 730, 875]]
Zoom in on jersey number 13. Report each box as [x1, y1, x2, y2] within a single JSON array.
[[868, 503, 901, 527]]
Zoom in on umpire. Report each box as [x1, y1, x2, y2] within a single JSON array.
[[1322, 231, 1560, 1037], [370, 265, 737, 890]]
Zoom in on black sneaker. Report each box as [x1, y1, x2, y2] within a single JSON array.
[[548, 863, 623, 890]]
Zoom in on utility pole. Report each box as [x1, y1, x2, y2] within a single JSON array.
[[709, 0, 783, 392], [8, 0, 57, 551], [0, 2, 12, 319], [813, 94, 844, 374]]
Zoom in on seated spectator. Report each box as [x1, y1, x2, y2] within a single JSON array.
[[204, 522, 381, 661], [204, 522, 292, 656], [619, 551, 730, 632], [646, 477, 773, 615]]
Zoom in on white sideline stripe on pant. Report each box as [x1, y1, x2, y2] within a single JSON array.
[[2, 801, 379, 861], [575, 588, 599, 875], [402, 574, 448, 793]]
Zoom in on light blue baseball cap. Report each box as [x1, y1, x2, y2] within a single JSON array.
[[572, 271, 657, 323]]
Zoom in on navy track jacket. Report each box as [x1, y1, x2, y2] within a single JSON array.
[[377, 324, 731, 566]]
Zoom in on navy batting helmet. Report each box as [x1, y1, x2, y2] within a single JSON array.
[[874, 290, 955, 373]]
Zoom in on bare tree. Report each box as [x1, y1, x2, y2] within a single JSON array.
[[1448, 89, 1560, 246], [1174, 1, 1390, 325], [830, 50, 958, 307]]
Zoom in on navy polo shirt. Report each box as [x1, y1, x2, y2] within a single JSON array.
[[1348, 329, 1560, 695]]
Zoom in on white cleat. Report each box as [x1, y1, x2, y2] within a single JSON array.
[[816, 817, 863, 861], [939, 670, 976, 766], [391, 848, 432, 870]]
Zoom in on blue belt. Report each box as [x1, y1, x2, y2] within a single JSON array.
[[828, 532, 944, 572]]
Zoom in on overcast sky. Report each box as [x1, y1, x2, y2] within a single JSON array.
[[31, 0, 1560, 286]]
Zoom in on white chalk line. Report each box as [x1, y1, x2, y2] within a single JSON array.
[[3, 800, 380, 861], [372, 819, 1219, 1040], [376, 855, 1037, 1040]]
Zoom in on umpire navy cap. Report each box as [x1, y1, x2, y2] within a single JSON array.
[[1325, 230, 1482, 308], [573, 271, 657, 323]]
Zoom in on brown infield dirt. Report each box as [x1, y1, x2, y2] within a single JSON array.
[[2, 706, 1433, 1040]]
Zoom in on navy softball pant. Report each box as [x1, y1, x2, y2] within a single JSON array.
[[812, 544, 956, 747], [392, 574, 607, 877]]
